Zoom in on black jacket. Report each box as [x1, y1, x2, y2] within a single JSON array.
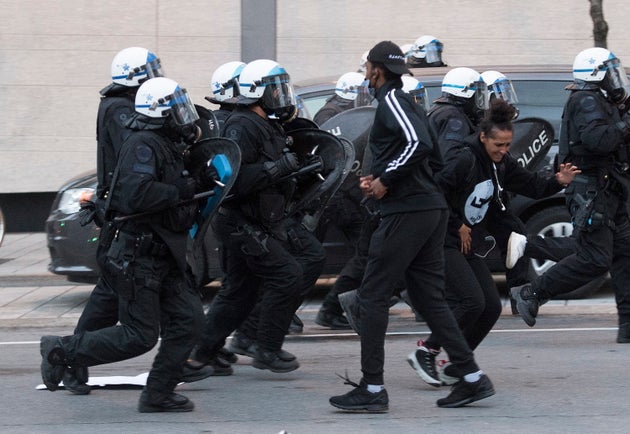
[[368, 79, 446, 216], [437, 134, 564, 246], [428, 99, 477, 162], [560, 88, 628, 173], [110, 129, 196, 271]]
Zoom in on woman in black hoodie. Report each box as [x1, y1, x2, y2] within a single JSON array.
[[408, 99, 580, 386]]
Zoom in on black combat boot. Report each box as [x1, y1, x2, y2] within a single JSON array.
[[617, 322, 630, 343], [40, 335, 68, 391], [510, 284, 540, 327]]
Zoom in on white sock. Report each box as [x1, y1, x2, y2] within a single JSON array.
[[367, 384, 384, 393], [464, 370, 483, 383]]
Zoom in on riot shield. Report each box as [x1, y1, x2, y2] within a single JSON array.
[[194, 104, 221, 139], [283, 116, 319, 133], [319, 106, 376, 192], [510, 117, 555, 171], [285, 128, 353, 228], [186, 137, 241, 286]]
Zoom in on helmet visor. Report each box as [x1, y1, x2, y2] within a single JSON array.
[[168, 87, 199, 126], [145, 57, 164, 80], [423, 41, 443, 64], [488, 78, 518, 105], [602, 58, 630, 100], [409, 87, 430, 112], [472, 80, 490, 111], [260, 74, 296, 111], [354, 79, 374, 108]]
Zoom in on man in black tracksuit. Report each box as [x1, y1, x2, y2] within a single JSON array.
[[512, 47, 630, 343], [329, 41, 494, 412], [40, 77, 208, 412]]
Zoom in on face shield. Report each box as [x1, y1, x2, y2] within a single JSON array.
[[422, 41, 443, 64], [354, 79, 375, 108], [409, 87, 431, 112], [260, 74, 297, 121], [488, 78, 518, 106], [164, 87, 199, 126], [471, 80, 490, 112], [130, 57, 164, 84], [601, 58, 630, 103]]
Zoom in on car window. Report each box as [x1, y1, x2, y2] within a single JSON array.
[[511, 80, 571, 136]]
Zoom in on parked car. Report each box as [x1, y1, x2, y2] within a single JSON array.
[[46, 65, 609, 297]]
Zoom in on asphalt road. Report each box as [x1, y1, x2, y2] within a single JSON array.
[[1, 296, 628, 434]]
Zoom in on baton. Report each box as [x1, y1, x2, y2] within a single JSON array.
[[113, 188, 218, 223]]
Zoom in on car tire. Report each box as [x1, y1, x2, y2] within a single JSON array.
[[525, 205, 607, 300]]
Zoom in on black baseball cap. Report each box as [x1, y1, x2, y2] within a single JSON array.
[[367, 40, 412, 76]]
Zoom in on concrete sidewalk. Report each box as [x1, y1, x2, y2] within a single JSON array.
[[0, 232, 619, 329]]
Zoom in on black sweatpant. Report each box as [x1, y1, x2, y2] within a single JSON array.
[[358, 209, 479, 385], [425, 246, 502, 351]]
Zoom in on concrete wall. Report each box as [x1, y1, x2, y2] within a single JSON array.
[[2, 0, 630, 194]]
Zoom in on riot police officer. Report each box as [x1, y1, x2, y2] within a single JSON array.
[[191, 59, 325, 373], [313, 71, 369, 126], [205, 60, 246, 131], [406, 35, 447, 68], [64, 47, 165, 395], [512, 47, 630, 344], [40, 77, 212, 412], [428, 67, 488, 162]]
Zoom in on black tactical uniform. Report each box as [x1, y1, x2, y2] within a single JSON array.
[[514, 83, 630, 341], [313, 94, 354, 126], [194, 107, 324, 372], [64, 85, 137, 393], [42, 118, 205, 411]]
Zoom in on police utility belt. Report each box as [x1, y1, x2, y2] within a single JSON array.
[[108, 228, 169, 257]]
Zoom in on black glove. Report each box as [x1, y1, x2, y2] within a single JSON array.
[[174, 175, 196, 200], [305, 153, 323, 171], [200, 163, 219, 189], [263, 152, 300, 180]]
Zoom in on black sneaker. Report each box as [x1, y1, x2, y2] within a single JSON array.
[[40, 335, 67, 392], [329, 376, 389, 413], [252, 349, 299, 373], [288, 314, 304, 334], [510, 284, 539, 327], [618, 323, 630, 343], [315, 309, 351, 330], [406, 341, 441, 387], [62, 367, 90, 395], [138, 391, 194, 413], [338, 290, 360, 335], [182, 361, 214, 382], [436, 374, 495, 408]]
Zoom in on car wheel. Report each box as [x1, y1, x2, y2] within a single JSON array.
[[525, 206, 607, 300]]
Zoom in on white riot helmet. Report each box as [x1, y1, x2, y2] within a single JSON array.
[[358, 50, 369, 73], [401, 76, 430, 112], [111, 47, 163, 87], [208, 61, 246, 103], [335, 72, 368, 101], [408, 35, 445, 67], [237, 59, 297, 122], [573, 47, 630, 103], [135, 77, 199, 126], [481, 71, 519, 106]]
